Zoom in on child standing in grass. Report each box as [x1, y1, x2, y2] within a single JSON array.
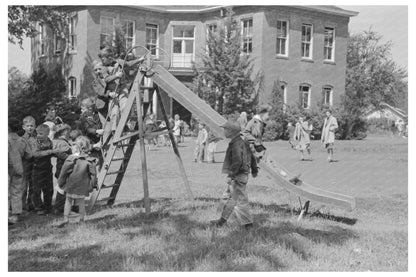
[[194, 122, 208, 163], [52, 124, 72, 214], [57, 136, 97, 226], [32, 124, 61, 215]]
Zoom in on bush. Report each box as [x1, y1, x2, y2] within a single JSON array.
[[263, 121, 285, 142]]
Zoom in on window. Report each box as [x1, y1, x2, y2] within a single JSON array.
[[172, 25, 195, 67], [39, 24, 46, 56], [241, 18, 253, 54], [281, 83, 287, 113], [100, 16, 114, 48], [122, 20, 135, 50], [68, 77, 77, 98], [68, 15, 77, 52], [146, 23, 159, 56], [206, 24, 217, 55], [276, 20, 288, 56], [54, 34, 62, 54], [301, 24, 313, 59], [299, 85, 311, 109], [323, 86, 333, 106], [324, 27, 335, 61]]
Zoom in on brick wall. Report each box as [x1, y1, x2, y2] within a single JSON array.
[[31, 6, 351, 111]]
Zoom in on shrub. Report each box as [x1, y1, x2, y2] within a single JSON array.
[[263, 121, 285, 142]]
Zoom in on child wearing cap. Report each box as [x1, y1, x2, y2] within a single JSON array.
[[211, 121, 258, 229], [243, 104, 271, 159]]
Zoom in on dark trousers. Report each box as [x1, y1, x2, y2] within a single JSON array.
[[22, 173, 35, 210], [54, 191, 66, 213], [32, 170, 53, 211]]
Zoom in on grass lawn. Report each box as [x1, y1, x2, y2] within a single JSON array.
[[8, 134, 408, 271]]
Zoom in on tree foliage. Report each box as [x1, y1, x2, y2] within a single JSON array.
[[340, 29, 407, 139], [8, 64, 80, 130], [192, 8, 263, 115], [8, 5, 69, 47], [344, 29, 407, 114]]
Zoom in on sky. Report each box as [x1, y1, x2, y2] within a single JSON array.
[[7, 5, 409, 76]]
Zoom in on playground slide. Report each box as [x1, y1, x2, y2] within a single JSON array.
[[152, 65, 356, 211], [152, 65, 227, 138]]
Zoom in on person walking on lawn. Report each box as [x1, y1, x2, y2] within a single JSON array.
[[321, 110, 338, 162], [294, 116, 313, 161], [211, 121, 258, 229]]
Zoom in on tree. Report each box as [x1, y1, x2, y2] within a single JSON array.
[[8, 67, 29, 97], [341, 29, 408, 139], [192, 8, 263, 115], [344, 29, 407, 113], [8, 64, 79, 129], [8, 5, 69, 47]]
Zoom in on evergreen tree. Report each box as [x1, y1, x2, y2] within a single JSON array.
[[192, 8, 263, 115]]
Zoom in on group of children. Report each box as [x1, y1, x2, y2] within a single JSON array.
[[193, 121, 222, 163], [8, 115, 97, 226]]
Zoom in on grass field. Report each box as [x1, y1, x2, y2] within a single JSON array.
[[8, 134, 408, 271]]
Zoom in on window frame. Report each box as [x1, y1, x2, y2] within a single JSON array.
[[121, 19, 136, 52], [281, 82, 288, 113], [299, 84, 311, 109], [68, 77, 77, 98], [206, 23, 218, 55], [322, 86, 333, 106], [301, 23, 313, 59], [241, 18, 253, 54], [145, 23, 159, 58], [53, 33, 62, 55], [38, 23, 46, 57], [171, 25, 196, 68], [100, 16, 115, 49], [324, 27, 335, 62], [276, 20, 289, 57], [68, 15, 77, 53]]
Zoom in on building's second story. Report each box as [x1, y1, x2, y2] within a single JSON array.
[[31, 5, 357, 107]]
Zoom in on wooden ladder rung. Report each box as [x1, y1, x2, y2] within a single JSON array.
[[106, 170, 125, 175], [111, 157, 130, 162], [96, 197, 116, 203], [116, 143, 136, 147], [101, 183, 120, 189]]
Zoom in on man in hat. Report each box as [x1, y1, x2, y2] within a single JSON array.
[[210, 121, 258, 229], [243, 104, 271, 159]]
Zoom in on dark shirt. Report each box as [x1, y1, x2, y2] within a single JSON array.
[[222, 135, 258, 178], [79, 111, 102, 144]]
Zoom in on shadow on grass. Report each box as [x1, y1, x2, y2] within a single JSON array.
[[9, 198, 360, 271]]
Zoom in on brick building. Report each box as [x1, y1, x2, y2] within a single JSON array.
[[31, 5, 358, 122]]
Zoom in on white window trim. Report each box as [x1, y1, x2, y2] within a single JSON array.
[[301, 24, 313, 60], [300, 85, 311, 109], [39, 23, 46, 57], [53, 34, 61, 55], [146, 23, 159, 58], [171, 25, 196, 68], [100, 16, 115, 47], [67, 15, 77, 54], [276, 20, 289, 57], [121, 19, 136, 52], [240, 18, 253, 54], [205, 23, 217, 55], [324, 27, 335, 62], [323, 86, 333, 106], [281, 82, 288, 113], [68, 77, 77, 98]]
